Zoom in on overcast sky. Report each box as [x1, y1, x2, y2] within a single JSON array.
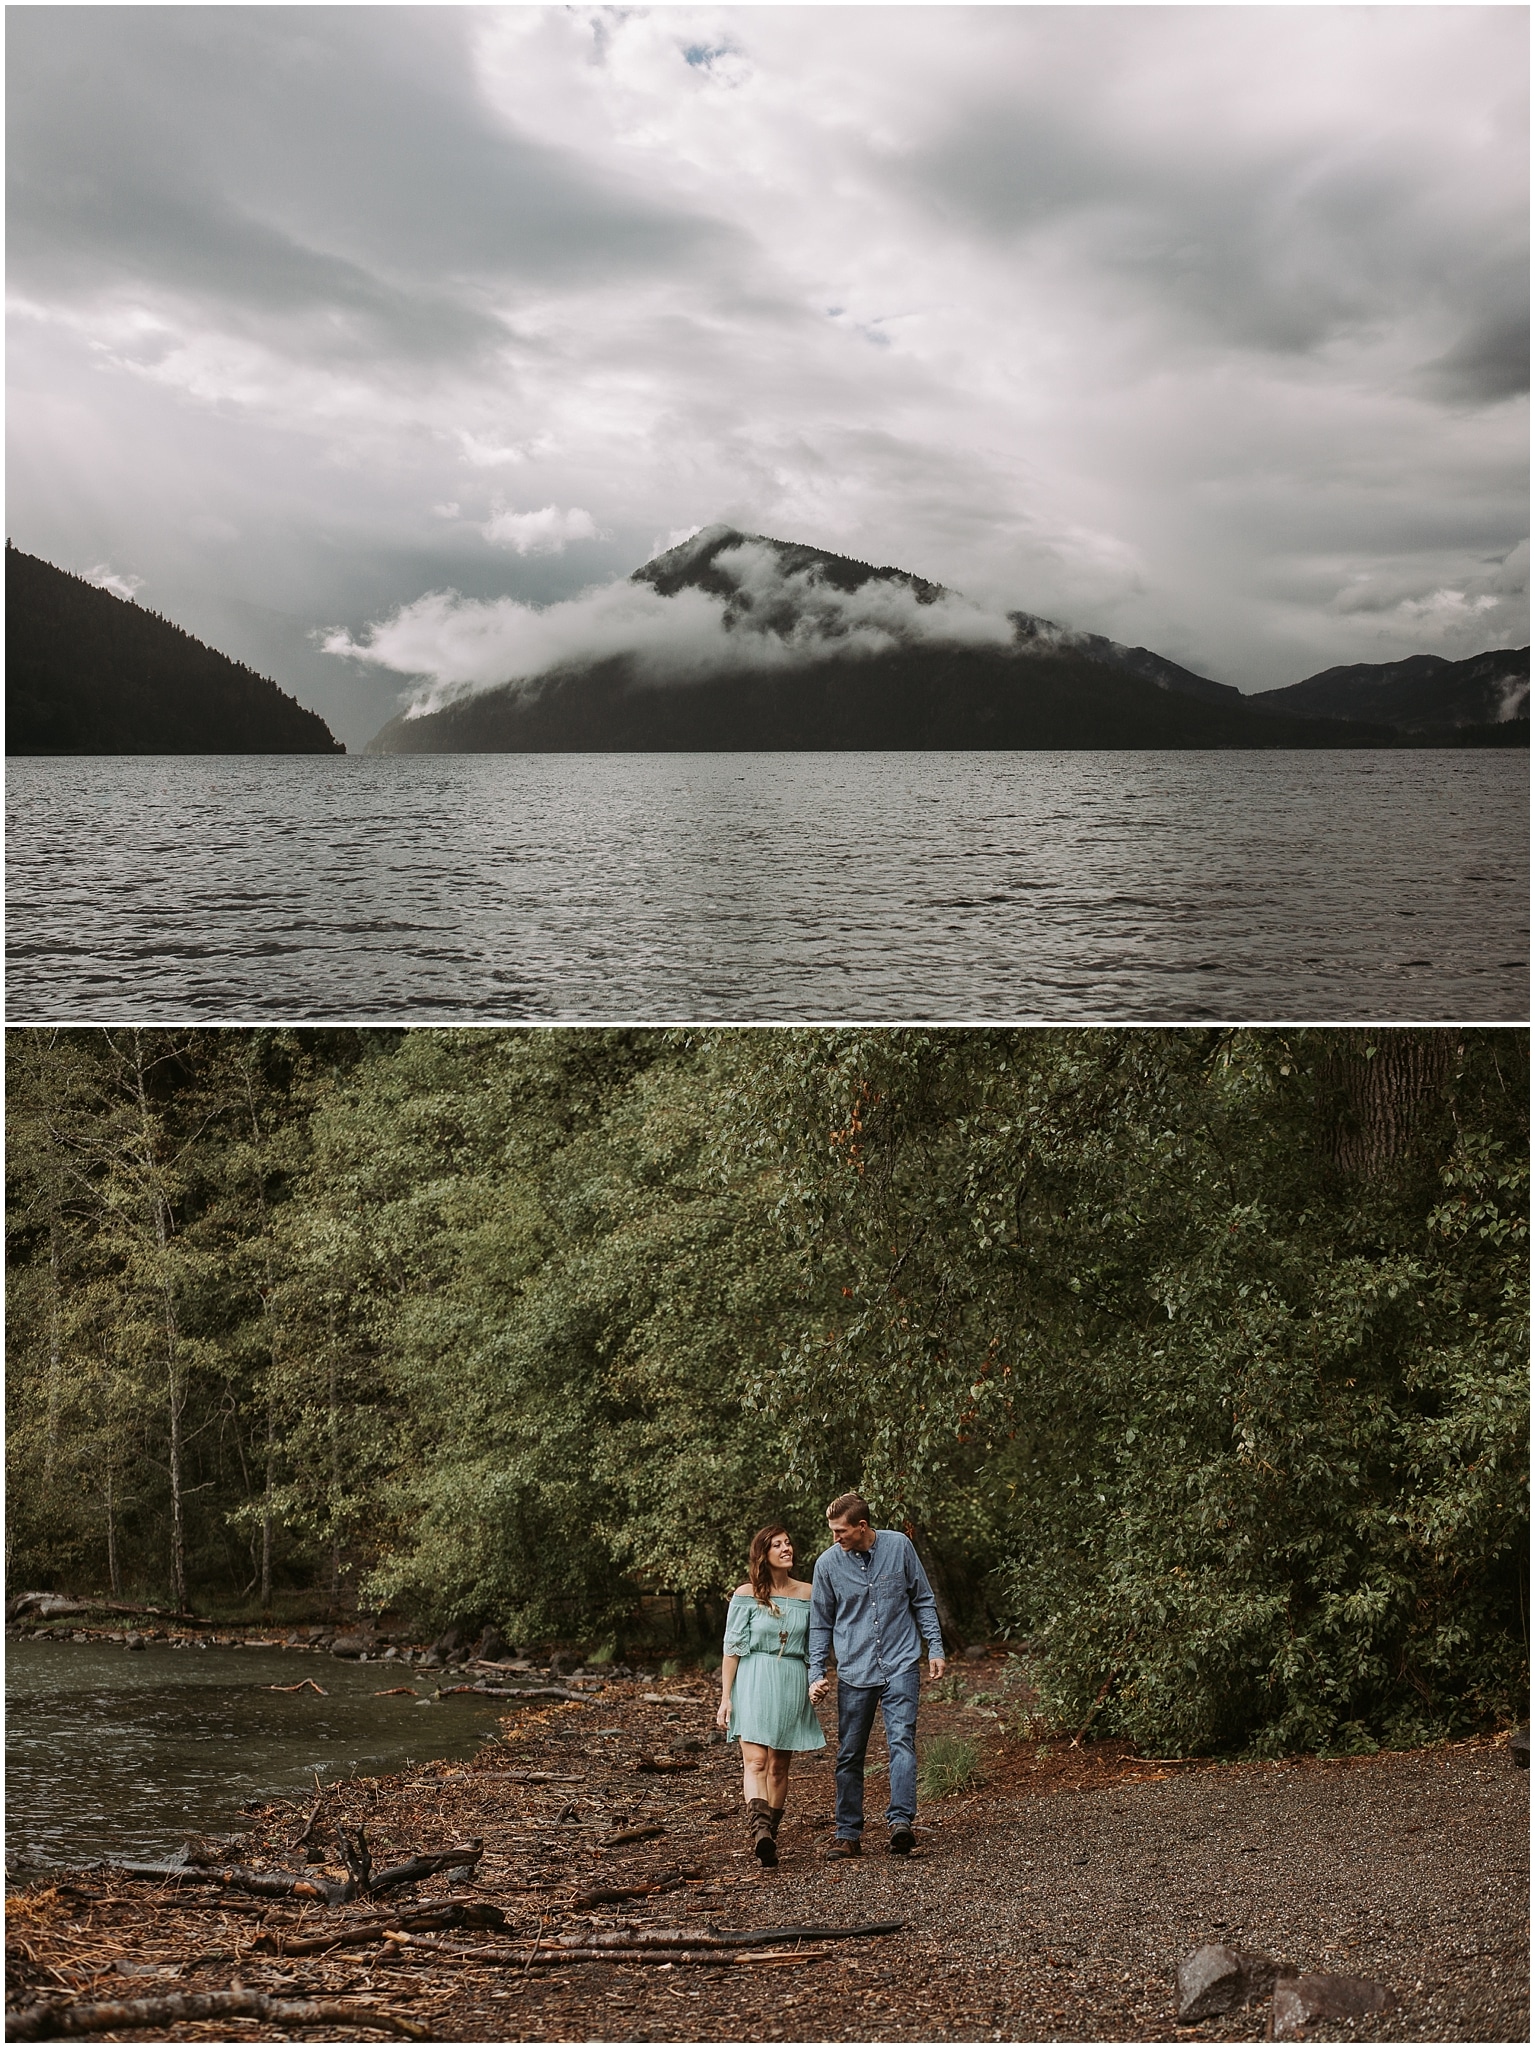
[[8, 4, 1528, 746]]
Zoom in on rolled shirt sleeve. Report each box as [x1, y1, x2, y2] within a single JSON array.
[[903, 1542, 945, 1663]]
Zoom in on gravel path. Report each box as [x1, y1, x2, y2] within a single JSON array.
[[704, 1735, 1528, 2042], [6, 1667, 1526, 2042]]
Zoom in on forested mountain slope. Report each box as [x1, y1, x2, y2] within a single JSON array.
[[6, 544, 344, 753]]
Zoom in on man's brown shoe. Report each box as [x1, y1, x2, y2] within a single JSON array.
[[822, 1836, 861, 1859], [887, 1826, 916, 1856]]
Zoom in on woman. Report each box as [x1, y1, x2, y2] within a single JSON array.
[[716, 1523, 825, 1866]]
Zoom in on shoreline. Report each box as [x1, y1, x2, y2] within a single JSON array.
[[5, 1660, 1526, 2043]]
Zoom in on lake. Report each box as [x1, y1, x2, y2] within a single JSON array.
[[4, 1636, 517, 1873], [5, 751, 1526, 1021]]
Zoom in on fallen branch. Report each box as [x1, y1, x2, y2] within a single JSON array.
[[263, 1679, 327, 1696], [368, 1841, 483, 1895], [436, 1683, 589, 1703], [600, 1825, 666, 1849], [97, 1863, 350, 1904], [514, 1944, 834, 1969], [567, 1874, 692, 1907], [546, 1919, 904, 1951], [632, 1757, 700, 1774], [291, 1772, 326, 1850], [251, 1898, 507, 1956], [4, 1990, 429, 2041], [374, 1686, 418, 1697], [523, 1947, 735, 1969]]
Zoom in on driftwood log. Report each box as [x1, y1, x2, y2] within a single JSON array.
[[568, 1872, 695, 1906], [97, 1836, 482, 1906], [435, 1683, 590, 1703], [251, 1899, 507, 1956], [546, 1920, 905, 1950], [4, 1990, 430, 2041], [98, 1863, 349, 1904]]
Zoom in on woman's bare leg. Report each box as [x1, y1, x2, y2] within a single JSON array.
[[765, 1749, 792, 1810], [740, 1740, 773, 1804]]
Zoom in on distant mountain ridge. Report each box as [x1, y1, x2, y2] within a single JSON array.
[[368, 526, 1427, 755], [1250, 646, 1529, 734], [6, 544, 344, 754]]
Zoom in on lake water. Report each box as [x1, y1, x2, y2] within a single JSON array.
[[5, 751, 1527, 1021], [4, 1636, 517, 1872]]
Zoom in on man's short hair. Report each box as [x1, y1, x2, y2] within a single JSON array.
[[825, 1491, 872, 1526]]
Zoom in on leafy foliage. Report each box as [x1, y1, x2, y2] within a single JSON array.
[[6, 1026, 1525, 1754]]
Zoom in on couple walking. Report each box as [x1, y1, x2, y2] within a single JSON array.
[[715, 1491, 946, 1866]]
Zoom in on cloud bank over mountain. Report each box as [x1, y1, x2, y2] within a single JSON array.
[[6, 6, 1527, 746], [326, 530, 1021, 715]]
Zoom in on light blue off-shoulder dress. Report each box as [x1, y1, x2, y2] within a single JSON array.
[[723, 1593, 826, 1752]]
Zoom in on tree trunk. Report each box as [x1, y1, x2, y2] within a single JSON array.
[[906, 1521, 967, 1656], [242, 1057, 279, 1618], [328, 1347, 342, 1615], [45, 1210, 62, 1478], [105, 1458, 121, 1599], [1320, 1031, 1460, 1178], [130, 1030, 187, 1613], [261, 1400, 275, 1614]]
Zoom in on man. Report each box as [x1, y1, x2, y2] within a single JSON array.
[[808, 1492, 946, 1858]]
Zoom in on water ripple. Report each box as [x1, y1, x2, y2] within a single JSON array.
[[5, 750, 1527, 1022]]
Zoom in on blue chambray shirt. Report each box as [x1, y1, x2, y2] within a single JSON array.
[[807, 1529, 943, 1689]]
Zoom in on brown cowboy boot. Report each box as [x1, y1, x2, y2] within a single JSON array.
[[769, 1806, 785, 1836], [746, 1797, 778, 1866]]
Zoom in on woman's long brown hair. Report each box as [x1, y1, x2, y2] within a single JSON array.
[[747, 1523, 792, 1606]]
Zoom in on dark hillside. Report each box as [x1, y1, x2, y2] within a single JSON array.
[[1250, 646, 1529, 735], [367, 641, 1401, 753], [6, 544, 344, 753]]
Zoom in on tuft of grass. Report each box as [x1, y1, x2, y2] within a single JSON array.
[[930, 1670, 970, 1704], [659, 1657, 683, 1678], [586, 1641, 616, 1666], [916, 1733, 982, 1801]]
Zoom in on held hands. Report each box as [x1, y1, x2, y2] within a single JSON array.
[[808, 1676, 830, 1703]]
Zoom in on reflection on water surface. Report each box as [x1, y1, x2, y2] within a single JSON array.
[[5, 1636, 507, 1871]]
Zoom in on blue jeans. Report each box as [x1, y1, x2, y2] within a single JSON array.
[[834, 1664, 920, 1838]]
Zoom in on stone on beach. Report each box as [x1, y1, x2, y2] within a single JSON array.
[[1268, 1971, 1395, 2039], [1175, 1941, 1283, 2022]]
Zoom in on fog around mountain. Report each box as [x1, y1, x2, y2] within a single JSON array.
[[354, 528, 1405, 754], [328, 526, 1027, 719]]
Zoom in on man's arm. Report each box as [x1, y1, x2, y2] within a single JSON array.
[[808, 1557, 835, 1699], [904, 1539, 947, 1677]]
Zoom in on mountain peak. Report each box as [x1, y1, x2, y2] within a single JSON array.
[[631, 525, 949, 607]]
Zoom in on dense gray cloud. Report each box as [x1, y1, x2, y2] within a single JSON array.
[[6, 5, 1527, 746]]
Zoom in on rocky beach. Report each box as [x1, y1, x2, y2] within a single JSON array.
[[4, 1630, 1526, 2043]]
